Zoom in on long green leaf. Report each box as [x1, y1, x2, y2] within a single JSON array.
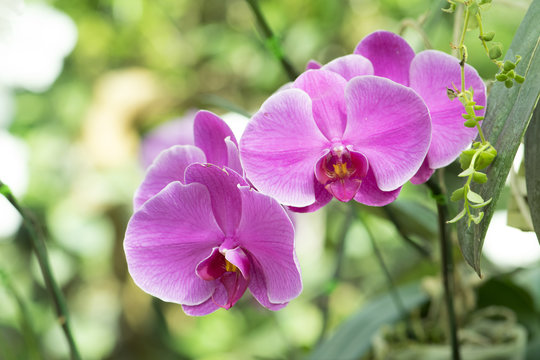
[[309, 282, 428, 360], [525, 104, 540, 243], [457, 0, 540, 276]]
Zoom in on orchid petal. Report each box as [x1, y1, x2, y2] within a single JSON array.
[[293, 69, 348, 140], [354, 169, 402, 206], [410, 50, 485, 169], [225, 137, 243, 175], [410, 158, 435, 184], [140, 114, 195, 168], [240, 88, 330, 207], [343, 76, 431, 191], [182, 286, 226, 316], [236, 187, 302, 304], [194, 110, 237, 167], [355, 30, 415, 86], [125, 181, 222, 305], [322, 54, 374, 81], [306, 59, 322, 70], [288, 179, 333, 213], [133, 145, 206, 210], [184, 164, 243, 237]]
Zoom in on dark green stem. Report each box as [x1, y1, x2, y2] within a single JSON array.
[[244, 0, 298, 81], [360, 214, 409, 327], [316, 205, 354, 344], [0, 181, 81, 360], [382, 206, 432, 258], [426, 178, 461, 360]]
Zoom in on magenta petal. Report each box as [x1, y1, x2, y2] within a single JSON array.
[[133, 145, 206, 210], [343, 76, 431, 191], [239, 89, 330, 207], [354, 169, 402, 206], [217, 272, 249, 309], [410, 50, 485, 169], [222, 247, 250, 279], [247, 255, 289, 311], [293, 69, 348, 140], [225, 137, 243, 175], [184, 164, 243, 237], [236, 187, 302, 304], [140, 114, 195, 168], [124, 181, 223, 305], [196, 247, 226, 281], [306, 59, 322, 70], [322, 54, 374, 81], [182, 298, 220, 316], [410, 158, 435, 184], [194, 110, 238, 167], [355, 30, 415, 86], [288, 179, 333, 213]]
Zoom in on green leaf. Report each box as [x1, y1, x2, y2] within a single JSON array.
[[459, 167, 475, 177], [457, 0, 540, 276], [447, 207, 466, 224], [469, 198, 492, 209], [450, 187, 465, 201], [309, 282, 428, 360], [525, 102, 540, 243]]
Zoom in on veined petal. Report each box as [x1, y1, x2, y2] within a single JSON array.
[[184, 164, 243, 237], [306, 59, 322, 70], [225, 137, 243, 175], [354, 169, 402, 206], [140, 114, 195, 168], [355, 30, 415, 86], [410, 158, 435, 184], [124, 181, 223, 306], [194, 110, 238, 167], [182, 286, 226, 316], [240, 88, 330, 207], [288, 179, 333, 213], [410, 50, 486, 169], [293, 69, 348, 140], [236, 187, 302, 304], [133, 145, 206, 210], [343, 76, 431, 191], [322, 54, 374, 81]]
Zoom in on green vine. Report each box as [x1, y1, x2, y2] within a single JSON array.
[[443, 0, 525, 226]]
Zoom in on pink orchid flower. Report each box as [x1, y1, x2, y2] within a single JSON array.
[[125, 110, 302, 315]]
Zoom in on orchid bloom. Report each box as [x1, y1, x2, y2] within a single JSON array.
[[125, 110, 302, 315], [309, 30, 487, 184], [239, 70, 432, 211]]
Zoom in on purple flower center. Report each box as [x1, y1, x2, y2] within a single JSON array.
[[315, 143, 369, 202], [196, 244, 250, 309]]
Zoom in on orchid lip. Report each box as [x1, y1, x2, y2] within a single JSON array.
[[315, 145, 369, 202]]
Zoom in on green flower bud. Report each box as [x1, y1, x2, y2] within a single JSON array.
[[465, 105, 475, 115], [475, 116, 485, 121], [515, 75, 525, 84], [447, 88, 457, 100], [451, 188, 465, 201], [503, 60, 516, 71], [475, 150, 496, 170], [468, 2, 479, 16], [479, 0, 492, 4], [505, 79, 514, 88], [464, 119, 477, 127], [489, 44, 503, 60], [462, 114, 472, 120], [473, 171, 488, 184], [474, 105, 485, 110], [460, 149, 476, 170], [495, 73, 507, 81], [480, 32, 495, 42], [506, 70, 515, 79]]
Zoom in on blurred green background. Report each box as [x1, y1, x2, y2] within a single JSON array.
[[0, 0, 538, 359]]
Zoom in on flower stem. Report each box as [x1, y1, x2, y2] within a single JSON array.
[[426, 178, 461, 360], [244, 0, 298, 81], [359, 213, 410, 329], [0, 181, 81, 360], [316, 205, 354, 344]]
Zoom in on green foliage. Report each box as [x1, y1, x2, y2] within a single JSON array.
[[457, 0, 540, 276], [525, 103, 540, 243]]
